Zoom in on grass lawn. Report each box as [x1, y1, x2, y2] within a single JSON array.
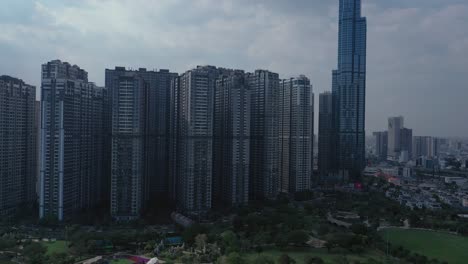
[[243, 248, 386, 264], [41, 240, 69, 256], [380, 228, 468, 264], [109, 259, 134, 264]]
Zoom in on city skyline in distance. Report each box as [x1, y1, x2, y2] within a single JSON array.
[[0, 0, 467, 137]]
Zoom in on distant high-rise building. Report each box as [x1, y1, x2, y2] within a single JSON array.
[[0, 76, 36, 217], [413, 136, 438, 160], [313, 134, 319, 157], [332, 0, 367, 179], [107, 68, 147, 221], [213, 70, 250, 207], [248, 70, 281, 200], [106, 67, 177, 220], [135, 68, 178, 202], [400, 128, 413, 158], [171, 66, 230, 215], [279, 79, 291, 193], [373, 131, 388, 161], [40, 60, 107, 221], [387, 116, 404, 160], [35, 101, 41, 204], [318, 92, 334, 180], [429, 137, 440, 158], [413, 136, 426, 160], [280, 76, 314, 193]]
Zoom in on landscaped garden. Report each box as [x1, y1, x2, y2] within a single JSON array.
[[109, 259, 134, 264], [379, 228, 468, 264], [41, 240, 69, 255], [243, 248, 386, 263]]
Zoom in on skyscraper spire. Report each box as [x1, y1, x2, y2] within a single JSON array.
[[333, 0, 367, 179]]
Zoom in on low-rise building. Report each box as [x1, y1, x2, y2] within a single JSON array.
[[445, 177, 468, 186], [462, 197, 468, 208], [402, 167, 413, 178]]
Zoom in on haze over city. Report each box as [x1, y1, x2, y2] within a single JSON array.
[[3, 1, 468, 264], [1, 0, 467, 137]]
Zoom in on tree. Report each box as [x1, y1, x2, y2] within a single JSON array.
[[275, 231, 289, 248], [351, 223, 368, 236], [182, 224, 207, 245], [86, 240, 101, 254], [195, 234, 208, 252], [48, 253, 75, 264], [0, 238, 16, 250], [23, 242, 47, 264], [278, 254, 296, 264], [251, 255, 275, 264], [232, 216, 243, 232], [287, 230, 309, 246], [225, 252, 245, 264], [306, 257, 325, 264], [221, 231, 240, 254], [409, 213, 422, 227], [333, 255, 349, 264], [180, 254, 195, 263], [252, 232, 271, 247], [238, 238, 251, 252], [144, 240, 156, 252], [317, 224, 330, 236], [71, 239, 88, 256], [325, 241, 334, 252], [364, 258, 382, 264]]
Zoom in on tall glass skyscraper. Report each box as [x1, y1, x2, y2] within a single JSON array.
[[332, 0, 367, 179], [318, 92, 334, 180]]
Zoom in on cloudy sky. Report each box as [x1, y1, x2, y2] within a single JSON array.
[[1, 0, 467, 137]]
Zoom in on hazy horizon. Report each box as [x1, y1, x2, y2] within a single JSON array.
[[0, 0, 467, 137]]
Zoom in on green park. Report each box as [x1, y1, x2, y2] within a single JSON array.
[[380, 228, 468, 264]]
